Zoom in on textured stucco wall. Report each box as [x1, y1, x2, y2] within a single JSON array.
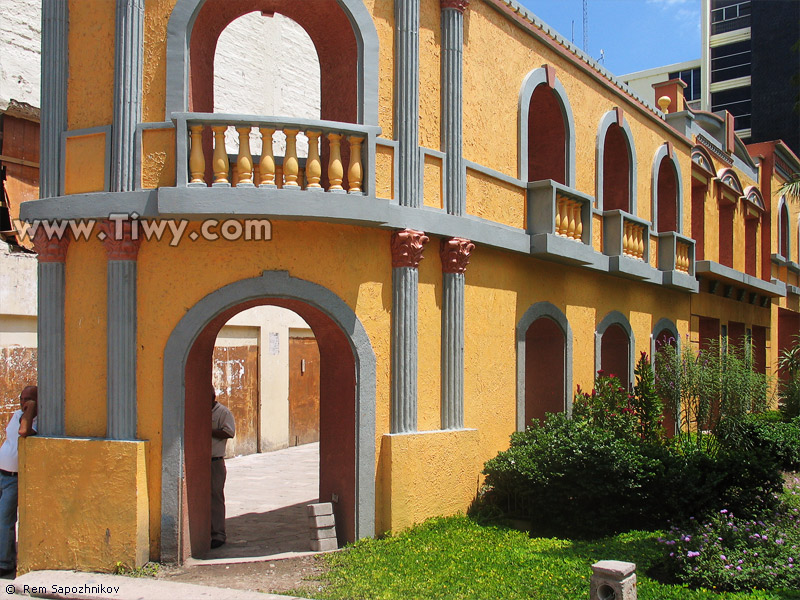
[[0, 242, 37, 319], [18, 437, 149, 574], [0, 0, 40, 110]]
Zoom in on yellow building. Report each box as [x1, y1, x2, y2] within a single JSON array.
[[17, 0, 800, 572]]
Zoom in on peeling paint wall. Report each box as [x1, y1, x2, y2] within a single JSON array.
[[0, 0, 40, 110]]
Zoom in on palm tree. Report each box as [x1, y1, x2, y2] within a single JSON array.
[[780, 173, 800, 203]]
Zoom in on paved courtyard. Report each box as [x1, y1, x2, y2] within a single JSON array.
[[195, 442, 320, 564]]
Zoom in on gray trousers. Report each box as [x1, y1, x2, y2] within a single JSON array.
[[211, 459, 227, 542]]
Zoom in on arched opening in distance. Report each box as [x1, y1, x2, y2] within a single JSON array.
[[602, 124, 631, 212], [524, 316, 567, 425], [656, 157, 678, 232], [528, 85, 567, 184], [780, 201, 790, 259], [600, 323, 630, 389]]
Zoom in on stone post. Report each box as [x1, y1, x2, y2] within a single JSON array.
[[440, 237, 474, 429], [101, 219, 142, 439], [590, 560, 637, 600], [33, 230, 71, 436], [391, 229, 429, 432]]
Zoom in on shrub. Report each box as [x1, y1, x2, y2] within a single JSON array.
[[477, 414, 783, 539], [659, 506, 800, 592], [717, 413, 800, 471]]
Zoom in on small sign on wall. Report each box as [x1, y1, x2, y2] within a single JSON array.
[[268, 332, 280, 355]]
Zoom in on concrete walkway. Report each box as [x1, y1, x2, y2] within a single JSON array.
[[197, 442, 321, 564], [12, 570, 314, 600]]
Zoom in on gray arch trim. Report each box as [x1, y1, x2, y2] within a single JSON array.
[[164, 0, 380, 126], [779, 196, 791, 260], [515, 301, 573, 431], [518, 68, 577, 186], [651, 145, 684, 234], [160, 270, 376, 562], [650, 317, 681, 361], [594, 310, 635, 387], [595, 110, 637, 213]]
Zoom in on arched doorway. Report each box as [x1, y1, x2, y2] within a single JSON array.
[[602, 124, 631, 213], [160, 271, 376, 563], [527, 85, 567, 184], [656, 157, 678, 232], [652, 318, 680, 436], [595, 311, 634, 390]]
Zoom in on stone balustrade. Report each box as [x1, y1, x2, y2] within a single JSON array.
[[175, 113, 379, 195], [675, 240, 691, 273], [622, 219, 646, 261], [554, 193, 584, 242]]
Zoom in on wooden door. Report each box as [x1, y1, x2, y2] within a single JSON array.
[[288, 336, 320, 446], [212, 345, 259, 457]]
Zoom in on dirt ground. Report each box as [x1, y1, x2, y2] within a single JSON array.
[[158, 554, 330, 598]]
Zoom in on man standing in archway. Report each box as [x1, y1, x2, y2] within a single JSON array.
[[211, 387, 235, 549]]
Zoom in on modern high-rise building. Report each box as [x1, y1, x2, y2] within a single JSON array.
[[623, 0, 799, 156]]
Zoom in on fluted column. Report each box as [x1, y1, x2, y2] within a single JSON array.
[[440, 237, 474, 429], [33, 230, 70, 435], [441, 0, 468, 216], [40, 1, 68, 198], [391, 229, 429, 433], [101, 220, 141, 439], [111, 0, 145, 191], [395, 0, 421, 208]]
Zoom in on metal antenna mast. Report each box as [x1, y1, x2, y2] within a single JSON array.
[[582, 0, 589, 54]]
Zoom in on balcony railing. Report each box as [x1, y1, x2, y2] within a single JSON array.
[[603, 210, 650, 263], [173, 113, 380, 195], [657, 231, 696, 276], [527, 180, 593, 244]]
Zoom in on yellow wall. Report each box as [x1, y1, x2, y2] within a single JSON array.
[[18, 437, 149, 573]]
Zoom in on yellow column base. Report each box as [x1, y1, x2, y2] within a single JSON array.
[[379, 429, 480, 534], [18, 437, 149, 574]]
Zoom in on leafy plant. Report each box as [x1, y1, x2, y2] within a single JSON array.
[[632, 351, 665, 443]]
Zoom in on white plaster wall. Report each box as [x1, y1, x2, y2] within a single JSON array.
[[0, 242, 37, 318], [0, 0, 41, 110], [214, 11, 320, 156], [217, 305, 313, 452]]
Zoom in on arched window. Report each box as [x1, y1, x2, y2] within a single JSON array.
[[651, 318, 680, 437], [516, 302, 573, 430], [690, 146, 715, 260], [652, 145, 682, 233], [597, 110, 636, 213], [779, 197, 790, 260], [595, 311, 634, 390], [518, 66, 576, 186], [743, 187, 764, 276], [716, 169, 742, 268]]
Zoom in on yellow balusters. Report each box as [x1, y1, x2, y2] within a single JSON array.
[[554, 195, 583, 241], [236, 126, 254, 186], [258, 127, 276, 187], [211, 125, 229, 185], [283, 129, 300, 188], [348, 136, 364, 193], [623, 222, 631, 257], [189, 124, 205, 185], [676, 241, 690, 273], [328, 133, 344, 191], [306, 131, 322, 189], [622, 221, 645, 260]]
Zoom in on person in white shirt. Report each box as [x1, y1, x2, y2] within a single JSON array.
[[0, 385, 37, 576], [211, 387, 235, 549]]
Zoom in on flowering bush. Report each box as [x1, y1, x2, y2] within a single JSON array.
[[659, 502, 800, 592]]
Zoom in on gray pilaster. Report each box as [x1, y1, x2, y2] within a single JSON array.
[[395, 0, 421, 208], [441, 6, 465, 216], [37, 262, 66, 435], [391, 267, 418, 432], [107, 260, 138, 439], [40, 0, 68, 199], [441, 272, 464, 428], [111, 0, 145, 192]]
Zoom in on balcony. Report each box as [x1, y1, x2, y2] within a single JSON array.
[[602, 210, 655, 280], [526, 180, 597, 266], [158, 113, 382, 215], [658, 232, 698, 292]]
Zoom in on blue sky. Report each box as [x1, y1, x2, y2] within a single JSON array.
[[520, 0, 702, 77]]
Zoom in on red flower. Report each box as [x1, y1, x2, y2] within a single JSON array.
[[597, 369, 606, 376]]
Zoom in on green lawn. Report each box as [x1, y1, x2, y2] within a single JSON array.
[[311, 516, 800, 600]]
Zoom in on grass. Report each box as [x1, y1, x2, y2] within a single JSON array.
[[312, 516, 800, 600]]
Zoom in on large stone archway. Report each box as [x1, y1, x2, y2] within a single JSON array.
[[160, 270, 376, 562]]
